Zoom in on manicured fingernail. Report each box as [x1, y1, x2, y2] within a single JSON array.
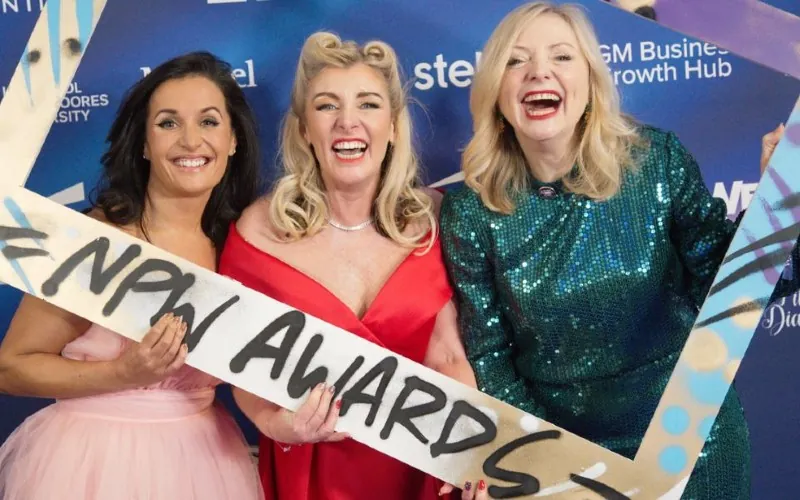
[[464, 481, 471, 491], [329, 385, 336, 393], [335, 399, 342, 409], [478, 480, 486, 490]]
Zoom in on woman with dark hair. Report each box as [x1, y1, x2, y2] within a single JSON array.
[[0, 51, 263, 500]]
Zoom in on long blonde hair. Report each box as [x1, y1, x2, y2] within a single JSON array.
[[463, 1, 645, 214], [269, 32, 435, 249]]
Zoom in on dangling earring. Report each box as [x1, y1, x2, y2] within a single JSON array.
[[498, 115, 505, 133], [584, 101, 592, 121]]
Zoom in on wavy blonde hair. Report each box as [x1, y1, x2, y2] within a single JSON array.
[[463, 1, 646, 213], [269, 32, 435, 249]]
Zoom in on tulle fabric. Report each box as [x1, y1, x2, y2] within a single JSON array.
[[0, 325, 263, 500]]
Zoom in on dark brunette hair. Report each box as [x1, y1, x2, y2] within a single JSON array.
[[90, 51, 262, 249]]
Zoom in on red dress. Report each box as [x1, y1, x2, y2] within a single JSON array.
[[219, 224, 455, 500]]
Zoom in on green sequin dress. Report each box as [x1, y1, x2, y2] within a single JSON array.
[[440, 125, 798, 499]]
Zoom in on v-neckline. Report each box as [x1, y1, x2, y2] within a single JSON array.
[[232, 225, 424, 324]]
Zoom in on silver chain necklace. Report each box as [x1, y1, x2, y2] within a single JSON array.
[[326, 217, 374, 232]]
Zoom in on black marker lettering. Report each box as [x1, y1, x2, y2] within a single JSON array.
[[569, 474, 630, 500], [0, 226, 48, 241], [430, 401, 497, 458], [380, 376, 446, 443], [102, 258, 194, 316], [2, 246, 48, 259], [152, 295, 241, 352], [695, 298, 767, 329], [42, 238, 140, 296], [724, 223, 799, 262], [339, 356, 398, 426], [229, 310, 306, 379], [709, 248, 786, 296], [481, 430, 561, 498], [330, 355, 365, 401], [286, 333, 328, 398], [0, 226, 49, 260]]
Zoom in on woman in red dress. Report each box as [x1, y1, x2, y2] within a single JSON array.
[[218, 32, 479, 499]]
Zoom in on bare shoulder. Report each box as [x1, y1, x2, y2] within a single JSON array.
[[236, 196, 280, 245], [85, 207, 111, 225], [84, 207, 137, 238], [421, 186, 444, 218]]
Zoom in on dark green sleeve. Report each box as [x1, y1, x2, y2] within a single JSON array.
[[664, 130, 740, 307], [439, 191, 544, 417], [664, 130, 800, 306]]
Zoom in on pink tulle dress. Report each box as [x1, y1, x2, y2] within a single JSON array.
[[0, 323, 263, 500]]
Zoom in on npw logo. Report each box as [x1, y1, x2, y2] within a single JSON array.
[[1, 0, 44, 14]]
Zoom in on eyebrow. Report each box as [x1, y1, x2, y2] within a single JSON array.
[[154, 106, 223, 116], [512, 42, 577, 52], [312, 91, 385, 100]]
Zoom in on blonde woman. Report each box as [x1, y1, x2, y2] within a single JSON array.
[[441, 2, 798, 499], [218, 32, 475, 500]]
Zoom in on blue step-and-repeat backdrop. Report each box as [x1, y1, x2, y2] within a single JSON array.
[[2, 0, 800, 497]]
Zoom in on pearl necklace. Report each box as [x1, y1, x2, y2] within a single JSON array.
[[326, 217, 374, 232]]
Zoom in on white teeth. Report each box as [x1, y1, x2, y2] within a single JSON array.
[[174, 158, 208, 168], [523, 92, 562, 103], [332, 140, 367, 160], [334, 149, 365, 159], [333, 140, 367, 150], [529, 108, 556, 116]]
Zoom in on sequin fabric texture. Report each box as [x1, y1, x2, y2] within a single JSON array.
[[440, 125, 799, 499]]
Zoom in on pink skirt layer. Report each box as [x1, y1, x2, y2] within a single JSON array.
[[0, 388, 263, 500]]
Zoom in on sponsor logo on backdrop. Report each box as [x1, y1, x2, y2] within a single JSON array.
[[55, 82, 110, 123], [1, 0, 43, 14], [601, 38, 733, 85], [713, 180, 758, 216], [139, 59, 257, 88], [1, 82, 110, 124], [413, 52, 482, 91], [761, 291, 800, 336], [412, 38, 732, 91]]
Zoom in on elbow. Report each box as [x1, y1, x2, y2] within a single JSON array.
[[0, 347, 30, 397], [0, 352, 16, 396]]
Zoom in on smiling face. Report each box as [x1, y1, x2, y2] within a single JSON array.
[[143, 75, 236, 197], [497, 12, 590, 146], [302, 63, 395, 191]]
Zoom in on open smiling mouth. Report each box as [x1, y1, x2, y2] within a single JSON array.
[[332, 140, 368, 161], [173, 157, 211, 171], [522, 91, 562, 119]]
